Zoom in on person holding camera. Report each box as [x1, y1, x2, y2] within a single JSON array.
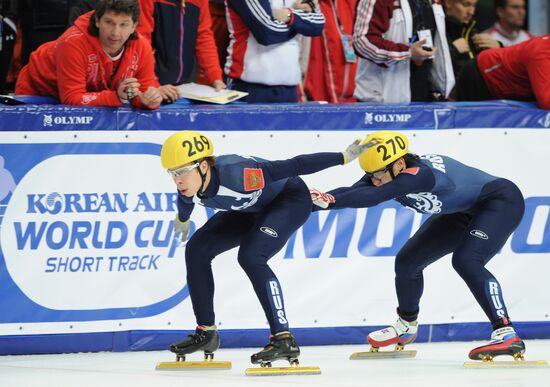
[[353, 0, 455, 103]]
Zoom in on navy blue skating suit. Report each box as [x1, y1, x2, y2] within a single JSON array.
[[177, 153, 343, 333], [322, 154, 525, 324]]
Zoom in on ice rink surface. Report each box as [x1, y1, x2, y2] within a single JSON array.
[[1, 340, 548, 387]]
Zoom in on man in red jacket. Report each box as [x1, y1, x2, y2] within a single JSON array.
[[453, 34, 550, 110], [302, 0, 357, 103], [15, 0, 162, 109]]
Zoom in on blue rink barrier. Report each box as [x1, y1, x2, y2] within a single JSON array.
[[0, 101, 549, 355], [1, 100, 550, 132], [0, 321, 548, 355]]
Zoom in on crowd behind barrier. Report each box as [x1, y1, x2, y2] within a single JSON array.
[[0, 101, 549, 355]]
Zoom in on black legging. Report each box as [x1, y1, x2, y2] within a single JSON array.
[[184, 178, 311, 334], [394, 179, 524, 324]]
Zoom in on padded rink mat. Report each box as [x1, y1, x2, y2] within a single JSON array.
[[1, 340, 548, 387]]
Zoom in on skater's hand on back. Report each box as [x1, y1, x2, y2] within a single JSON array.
[[342, 137, 383, 164], [173, 216, 190, 241], [310, 188, 335, 209]]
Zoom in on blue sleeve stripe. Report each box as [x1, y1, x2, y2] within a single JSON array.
[[246, 0, 291, 32], [293, 9, 325, 24]]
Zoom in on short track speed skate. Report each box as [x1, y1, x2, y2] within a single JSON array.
[[156, 326, 231, 370], [245, 332, 321, 376], [464, 327, 548, 368], [350, 318, 418, 360]]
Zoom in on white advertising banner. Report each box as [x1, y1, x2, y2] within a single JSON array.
[[0, 129, 549, 336]]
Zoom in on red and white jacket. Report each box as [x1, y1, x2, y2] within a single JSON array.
[[477, 34, 550, 110], [483, 22, 534, 47], [225, 0, 325, 86], [303, 0, 357, 103], [352, 0, 454, 102], [15, 12, 160, 109]]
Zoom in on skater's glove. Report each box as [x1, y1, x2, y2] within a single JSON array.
[[310, 188, 335, 209], [341, 137, 383, 164], [173, 216, 190, 241]]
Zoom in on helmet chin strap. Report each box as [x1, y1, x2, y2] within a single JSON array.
[[389, 159, 406, 180], [387, 160, 397, 180], [389, 167, 396, 180], [196, 161, 208, 198]]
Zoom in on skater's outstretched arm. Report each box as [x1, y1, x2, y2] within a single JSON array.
[[312, 166, 435, 210], [258, 138, 380, 182]]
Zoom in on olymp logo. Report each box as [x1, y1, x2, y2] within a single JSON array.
[[43, 114, 94, 127], [364, 112, 412, 125]]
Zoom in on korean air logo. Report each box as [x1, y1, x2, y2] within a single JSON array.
[[470, 229, 489, 240], [260, 226, 278, 238]]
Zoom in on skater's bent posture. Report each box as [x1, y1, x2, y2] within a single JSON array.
[[160, 130, 377, 365], [311, 130, 526, 361]]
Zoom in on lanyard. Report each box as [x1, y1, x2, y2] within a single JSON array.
[[329, 0, 347, 35], [107, 51, 125, 89]]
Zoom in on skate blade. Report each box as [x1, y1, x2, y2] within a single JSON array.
[[245, 366, 321, 376], [464, 359, 548, 368], [350, 350, 417, 360], [156, 360, 232, 370]]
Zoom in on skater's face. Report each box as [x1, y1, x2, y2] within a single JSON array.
[[169, 161, 209, 197], [369, 158, 405, 186], [95, 11, 137, 56]]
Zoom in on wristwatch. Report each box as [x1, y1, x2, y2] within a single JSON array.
[[285, 9, 292, 23]]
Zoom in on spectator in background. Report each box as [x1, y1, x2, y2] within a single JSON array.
[[453, 35, 550, 110], [444, 0, 500, 78], [0, 0, 17, 94], [15, 0, 162, 109], [18, 0, 70, 66], [68, 0, 97, 24], [137, 0, 225, 104], [353, 0, 455, 103], [483, 0, 533, 47], [208, 0, 230, 71], [225, 0, 325, 103], [302, 0, 357, 103]]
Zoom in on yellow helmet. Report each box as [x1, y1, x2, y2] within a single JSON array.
[[160, 130, 214, 170], [358, 130, 409, 173]]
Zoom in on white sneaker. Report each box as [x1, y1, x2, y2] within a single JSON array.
[[367, 317, 418, 348]]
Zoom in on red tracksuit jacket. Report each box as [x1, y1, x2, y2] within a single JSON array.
[[303, 0, 357, 103], [477, 34, 550, 110], [15, 11, 160, 109]]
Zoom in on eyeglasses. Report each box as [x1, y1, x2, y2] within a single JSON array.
[[167, 162, 199, 178], [366, 164, 392, 180]]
